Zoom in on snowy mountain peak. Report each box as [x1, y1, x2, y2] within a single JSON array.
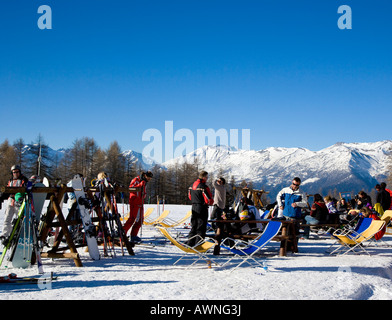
[[162, 141, 392, 197]]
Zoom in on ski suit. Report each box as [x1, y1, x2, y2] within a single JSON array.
[[1, 174, 28, 239], [276, 186, 308, 219], [187, 178, 213, 246], [123, 175, 148, 237]]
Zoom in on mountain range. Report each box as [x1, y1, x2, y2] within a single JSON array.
[[162, 140, 392, 198], [26, 140, 392, 198]]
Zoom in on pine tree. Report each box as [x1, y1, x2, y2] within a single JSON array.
[[0, 140, 17, 186], [105, 141, 126, 185], [27, 134, 53, 179], [13, 138, 25, 170]]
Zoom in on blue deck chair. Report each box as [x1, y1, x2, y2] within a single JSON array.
[[328, 218, 373, 254], [330, 219, 385, 255], [326, 217, 372, 253], [220, 220, 282, 271]]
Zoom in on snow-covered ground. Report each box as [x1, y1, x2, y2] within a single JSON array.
[[1, 203, 392, 301]]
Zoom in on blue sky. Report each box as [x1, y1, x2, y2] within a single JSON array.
[[0, 0, 391, 157]]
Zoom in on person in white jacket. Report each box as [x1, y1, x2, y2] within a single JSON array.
[[276, 177, 308, 219]]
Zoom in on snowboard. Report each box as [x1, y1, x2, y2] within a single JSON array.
[[32, 178, 49, 222], [71, 174, 100, 260], [11, 201, 35, 269]]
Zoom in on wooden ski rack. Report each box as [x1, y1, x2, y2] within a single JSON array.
[[233, 186, 270, 208], [1, 185, 140, 268]]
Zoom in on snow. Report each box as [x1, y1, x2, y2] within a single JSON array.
[[1, 204, 392, 301]]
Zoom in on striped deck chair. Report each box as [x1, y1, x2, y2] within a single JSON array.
[[157, 226, 219, 268], [326, 217, 373, 253], [330, 219, 386, 255], [381, 210, 392, 235], [220, 220, 282, 271]]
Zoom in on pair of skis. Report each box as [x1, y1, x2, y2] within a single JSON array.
[[94, 178, 134, 257], [70, 174, 133, 259], [0, 272, 57, 285], [0, 180, 49, 274]]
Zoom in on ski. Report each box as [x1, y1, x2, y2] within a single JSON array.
[[11, 182, 44, 273], [0, 272, 57, 284], [103, 180, 135, 256], [0, 200, 26, 267], [71, 174, 100, 260]]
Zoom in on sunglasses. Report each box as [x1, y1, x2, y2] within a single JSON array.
[[292, 182, 300, 186]]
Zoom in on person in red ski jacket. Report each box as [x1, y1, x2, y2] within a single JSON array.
[[123, 171, 153, 242], [186, 171, 213, 246]]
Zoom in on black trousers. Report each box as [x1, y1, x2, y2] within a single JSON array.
[[187, 204, 208, 247]]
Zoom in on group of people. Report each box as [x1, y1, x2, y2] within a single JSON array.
[[0, 165, 390, 248]]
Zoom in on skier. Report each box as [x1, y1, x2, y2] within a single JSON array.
[[0, 165, 29, 245], [123, 171, 153, 243], [187, 171, 213, 247]]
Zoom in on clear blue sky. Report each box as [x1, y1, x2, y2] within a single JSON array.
[[1, 0, 391, 156]]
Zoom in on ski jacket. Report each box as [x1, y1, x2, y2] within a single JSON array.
[[376, 189, 391, 212], [326, 201, 338, 214], [310, 202, 328, 221], [213, 180, 226, 209], [129, 176, 147, 205], [276, 186, 308, 219], [7, 174, 28, 206], [188, 179, 213, 206], [386, 189, 392, 209]]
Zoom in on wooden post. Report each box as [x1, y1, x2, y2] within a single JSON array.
[[50, 194, 83, 267]]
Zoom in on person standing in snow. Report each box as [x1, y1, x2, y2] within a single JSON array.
[[210, 177, 226, 221], [187, 171, 213, 246], [123, 171, 153, 242], [375, 183, 391, 212], [276, 177, 308, 220], [0, 165, 29, 245]]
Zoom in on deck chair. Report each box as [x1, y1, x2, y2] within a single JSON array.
[[220, 220, 282, 271], [326, 217, 373, 253], [330, 219, 386, 255], [120, 207, 154, 222], [381, 210, 392, 235], [143, 210, 170, 225], [158, 211, 192, 228], [156, 226, 219, 267], [380, 210, 392, 226]]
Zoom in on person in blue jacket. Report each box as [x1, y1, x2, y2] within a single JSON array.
[[276, 177, 308, 220]]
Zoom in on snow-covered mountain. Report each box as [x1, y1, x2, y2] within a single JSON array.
[[24, 140, 391, 198], [162, 141, 392, 197], [122, 149, 158, 169], [21, 145, 156, 172]]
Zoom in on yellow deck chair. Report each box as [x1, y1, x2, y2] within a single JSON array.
[[380, 210, 392, 235], [143, 210, 170, 225], [331, 220, 386, 255], [380, 210, 392, 225], [120, 207, 154, 222], [157, 226, 218, 267], [158, 211, 192, 228]]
